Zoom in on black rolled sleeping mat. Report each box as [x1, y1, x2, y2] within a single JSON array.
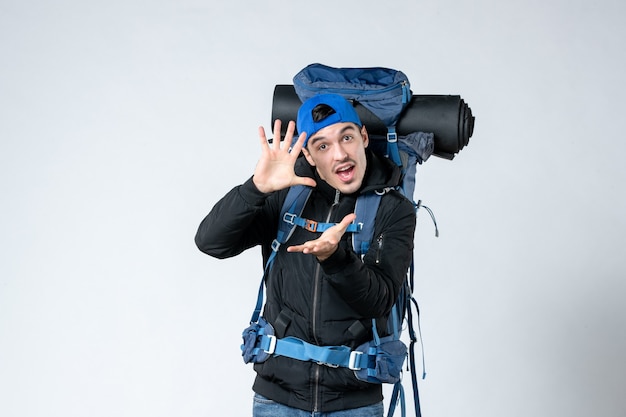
[[271, 84, 475, 160]]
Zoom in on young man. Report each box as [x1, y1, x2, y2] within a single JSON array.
[[195, 94, 416, 416]]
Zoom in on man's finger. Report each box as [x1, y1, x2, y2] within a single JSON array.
[[337, 213, 357, 232], [272, 119, 282, 149], [286, 243, 306, 253], [290, 130, 307, 156], [293, 176, 317, 188], [283, 121, 296, 151], [258, 126, 270, 151]]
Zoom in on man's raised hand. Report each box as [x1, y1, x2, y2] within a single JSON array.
[[253, 120, 317, 193]]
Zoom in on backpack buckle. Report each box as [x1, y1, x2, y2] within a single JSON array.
[[283, 213, 296, 225], [317, 361, 340, 368], [349, 351, 363, 371], [263, 335, 277, 355], [304, 219, 318, 232]]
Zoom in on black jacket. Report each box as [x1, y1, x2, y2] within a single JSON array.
[[195, 150, 416, 412]]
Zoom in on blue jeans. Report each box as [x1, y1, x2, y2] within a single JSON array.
[[252, 394, 384, 417]]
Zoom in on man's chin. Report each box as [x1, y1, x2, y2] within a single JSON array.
[[333, 181, 361, 195]]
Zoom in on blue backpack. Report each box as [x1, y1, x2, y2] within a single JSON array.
[[241, 64, 437, 417], [293, 63, 412, 168]]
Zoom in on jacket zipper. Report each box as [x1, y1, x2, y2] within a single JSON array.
[[375, 233, 384, 265], [312, 189, 341, 412]]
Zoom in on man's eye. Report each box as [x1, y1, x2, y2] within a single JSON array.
[[318, 144, 327, 151], [343, 135, 353, 141]]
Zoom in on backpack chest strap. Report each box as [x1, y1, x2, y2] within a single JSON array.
[[283, 212, 363, 233]]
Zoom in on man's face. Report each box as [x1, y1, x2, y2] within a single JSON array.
[[302, 122, 369, 195]]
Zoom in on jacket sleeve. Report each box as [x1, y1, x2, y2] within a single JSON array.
[[194, 177, 280, 259], [320, 192, 416, 318]]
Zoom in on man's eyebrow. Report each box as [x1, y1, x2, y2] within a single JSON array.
[[308, 125, 357, 146]]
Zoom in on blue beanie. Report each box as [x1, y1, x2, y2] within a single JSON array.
[[296, 94, 362, 146]]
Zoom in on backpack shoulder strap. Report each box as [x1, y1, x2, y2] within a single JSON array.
[[352, 189, 392, 256], [250, 185, 312, 324], [272, 185, 313, 255]]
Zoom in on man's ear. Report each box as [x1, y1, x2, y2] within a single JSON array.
[[302, 147, 316, 166], [361, 126, 369, 148]]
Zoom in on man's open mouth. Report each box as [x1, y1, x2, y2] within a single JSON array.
[[336, 165, 355, 182]]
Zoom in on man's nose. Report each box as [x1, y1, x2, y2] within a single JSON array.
[[333, 144, 348, 160]]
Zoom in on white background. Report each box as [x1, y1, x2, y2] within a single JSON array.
[[1, 1, 625, 416]]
